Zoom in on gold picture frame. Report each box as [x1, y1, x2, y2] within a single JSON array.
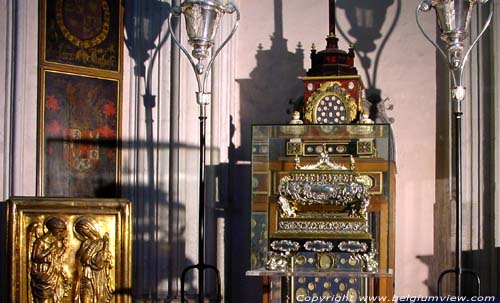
[[7, 197, 132, 303]]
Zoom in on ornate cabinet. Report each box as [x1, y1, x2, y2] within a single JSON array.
[[247, 124, 395, 303]]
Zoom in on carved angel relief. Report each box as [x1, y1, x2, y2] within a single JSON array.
[[73, 217, 113, 303], [28, 216, 113, 303], [28, 217, 71, 303]]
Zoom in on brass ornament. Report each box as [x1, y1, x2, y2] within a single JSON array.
[[357, 140, 375, 155], [323, 290, 333, 298], [339, 282, 346, 291], [346, 288, 359, 303], [304, 81, 357, 124], [307, 282, 316, 291], [295, 288, 308, 301], [286, 141, 303, 156], [295, 255, 307, 266], [318, 254, 336, 270], [348, 256, 359, 266]]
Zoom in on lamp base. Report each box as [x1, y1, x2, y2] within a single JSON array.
[[180, 263, 222, 303], [437, 268, 480, 296]]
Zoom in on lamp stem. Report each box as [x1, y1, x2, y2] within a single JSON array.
[[453, 106, 463, 296], [180, 94, 221, 303], [198, 103, 207, 302]]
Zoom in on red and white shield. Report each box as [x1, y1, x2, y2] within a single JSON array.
[[63, 128, 100, 172]]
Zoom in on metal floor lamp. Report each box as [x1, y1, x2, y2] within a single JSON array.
[[168, 1, 240, 302], [416, 0, 494, 296]]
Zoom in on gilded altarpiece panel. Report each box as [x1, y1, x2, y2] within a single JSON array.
[[7, 197, 132, 303]]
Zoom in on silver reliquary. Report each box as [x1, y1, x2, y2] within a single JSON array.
[[266, 151, 378, 272]]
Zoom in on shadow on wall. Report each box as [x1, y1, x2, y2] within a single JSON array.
[[124, 0, 171, 79], [96, 169, 192, 301], [226, 115, 261, 303], [230, 0, 305, 301], [121, 1, 190, 300], [336, 0, 400, 122], [235, 0, 305, 161]]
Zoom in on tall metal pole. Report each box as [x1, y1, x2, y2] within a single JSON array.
[[198, 103, 207, 302], [454, 105, 463, 295], [417, 0, 494, 295], [169, 2, 239, 301]]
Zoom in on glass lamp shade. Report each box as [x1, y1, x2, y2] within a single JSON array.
[[433, 0, 473, 42], [181, 0, 226, 59], [430, 0, 488, 66]]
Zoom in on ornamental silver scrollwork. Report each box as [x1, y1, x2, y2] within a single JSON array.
[[295, 150, 353, 171], [277, 196, 297, 218], [270, 240, 300, 253], [304, 240, 334, 252], [265, 251, 290, 271], [278, 221, 368, 233], [277, 172, 369, 219], [350, 251, 379, 272], [338, 241, 369, 253]]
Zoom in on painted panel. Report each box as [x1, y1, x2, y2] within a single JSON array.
[[41, 0, 121, 72], [39, 70, 120, 197]]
